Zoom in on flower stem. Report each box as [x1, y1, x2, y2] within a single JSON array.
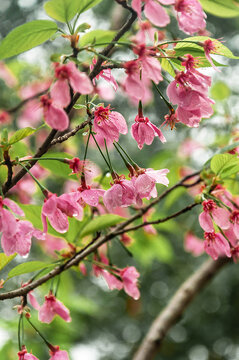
[[90, 132, 111, 170], [18, 313, 23, 351], [115, 142, 137, 167], [18, 163, 48, 195], [152, 82, 174, 112], [26, 317, 52, 349]]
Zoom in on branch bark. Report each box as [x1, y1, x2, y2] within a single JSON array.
[[133, 257, 231, 360]]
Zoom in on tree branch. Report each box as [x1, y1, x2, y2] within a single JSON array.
[[133, 257, 231, 360], [0, 172, 201, 301]]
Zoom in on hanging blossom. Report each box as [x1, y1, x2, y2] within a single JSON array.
[[230, 210, 239, 239], [42, 192, 83, 234], [77, 175, 105, 207], [93, 255, 140, 300], [131, 102, 166, 149], [18, 346, 39, 360], [40, 94, 69, 131], [174, 0, 206, 35], [132, 0, 175, 27], [166, 57, 214, 127], [91, 58, 118, 91], [103, 175, 136, 212], [66, 157, 100, 185], [49, 346, 69, 360], [0, 197, 44, 256], [199, 200, 230, 233], [131, 167, 169, 205], [50, 62, 93, 108], [93, 105, 128, 145], [203, 231, 231, 260], [38, 291, 71, 324], [202, 39, 221, 72]]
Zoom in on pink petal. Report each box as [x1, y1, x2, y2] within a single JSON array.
[[68, 62, 93, 94], [53, 299, 71, 322], [199, 211, 214, 232], [145, 0, 170, 27], [3, 198, 24, 216], [212, 207, 230, 230], [132, 0, 142, 17], [45, 104, 69, 131], [50, 79, 71, 108], [149, 122, 166, 143], [38, 301, 55, 323], [109, 112, 128, 135]]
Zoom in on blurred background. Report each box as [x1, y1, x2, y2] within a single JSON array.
[[0, 0, 239, 359]]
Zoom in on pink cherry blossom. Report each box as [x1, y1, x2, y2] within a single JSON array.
[[132, 168, 169, 205], [184, 232, 204, 256], [134, 21, 157, 44], [132, 0, 174, 27], [174, 0, 206, 35], [93, 254, 123, 290], [91, 58, 118, 91], [124, 60, 146, 101], [199, 200, 230, 232], [40, 94, 69, 131], [93, 105, 128, 145], [1, 220, 45, 257], [39, 291, 71, 324], [204, 231, 231, 260], [120, 266, 140, 300], [133, 44, 163, 83], [42, 192, 83, 234], [49, 346, 70, 360], [230, 210, 239, 238], [166, 69, 214, 127], [0, 196, 25, 241], [103, 177, 136, 212], [131, 114, 166, 149], [203, 39, 220, 71], [50, 62, 93, 107], [0, 110, 11, 124], [77, 185, 105, 207], [18, 346, 39, 360]]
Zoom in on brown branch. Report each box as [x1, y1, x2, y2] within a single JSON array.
[[50, 119, 91, 146], [113, 202, 199, 236], [3, 150, 13, 188], [0, 172, 201, 301], [133, 257, 231, 360]]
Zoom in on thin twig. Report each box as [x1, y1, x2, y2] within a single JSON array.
[[133, 257, 231, 360]]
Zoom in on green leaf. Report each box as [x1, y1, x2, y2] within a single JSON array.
[[199, 0, 239, 18], [0, 20, 58, 60], [7, 261, 54, 279], [80, 214, 125, 238], [210, 81, 231, 100], [210, 154, 239, 178], [175, 37, 239, 60], [80, 30, 116, 47], [44, 0, 103, 23], [8, 127, 37, 145], [0, 253, 16, 272]]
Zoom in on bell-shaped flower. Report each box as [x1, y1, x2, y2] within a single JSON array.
[[91, 58, 118, 91], [199, 200, 230, 232], [93, 105, 128, 145], [174, 0, 206, 35], [49, 346, 70, 360], [124, 60, 146, 101], [1, 220, 45, 257], [0, 196, 24, 239], [131, 114, 166, 149], [103, 177, 136, 212], [38, 291, 71, 324], [51, 62, 93, 108], [42, 192, 83, 234], [132, 168, 169, 205], [203, 39, 220, 72], [204, 231, 231, 260], [18, 346, 39, 360], [40, 94, 69, 131], [132, 0, 174, 27], [120, 266, 140, 300]]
